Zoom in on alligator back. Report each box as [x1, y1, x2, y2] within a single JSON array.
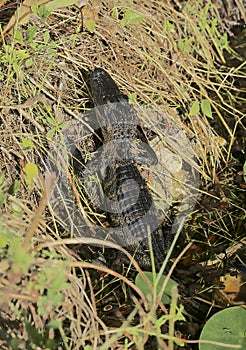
[[89, 68, 169, 269], [103, 161, 168, 269]]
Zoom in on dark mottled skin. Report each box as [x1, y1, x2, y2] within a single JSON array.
[[89, 68, 170, 270]]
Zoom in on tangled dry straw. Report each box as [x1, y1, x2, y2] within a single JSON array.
[[0, 0, 245, 349]]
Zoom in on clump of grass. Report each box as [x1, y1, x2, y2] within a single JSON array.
[[0, 0, 245, 349]]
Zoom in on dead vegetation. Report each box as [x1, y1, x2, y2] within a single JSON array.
[[0, 0, 245, 349]]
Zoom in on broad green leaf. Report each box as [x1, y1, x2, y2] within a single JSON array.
[[34, 4, 50, 19], [10, 201, 23, 217], [201, 99, 213, 118], [120, 8, 144, 27], [84, 346, 93, 350], [46, 116, 56, 126], [26, 25, 38, 43], [178, 39, 185, 51], [190, 100, 200, 116], [0, 222, 14, 248], [219, 32, 229, 50], [128, 92, 137, 104], [24, 162, 38, 189], [163, 20, 174, 32], [178, 37, 193, 53], [43, 31, 50, 44], [0, 235, 8, 248], [199, 306, 246, 350], [38, 294, 58, 315], [8, 180, 21, 195], [31, 5, 40, 15], [14, 30, 24, 44], [85, 19, 96, 33], [2, 49, 30, 63], [9, 238, 34, 273], [25, 58, 34, 67], [48, 319, 62, 329], [45, 0, 81, 12], [13, 49, 30, 61], [46, 128, 56, 139], [21, 138, 35, 152], [135, 271, 178, 304]]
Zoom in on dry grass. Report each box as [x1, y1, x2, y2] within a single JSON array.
[[0, 0, 245, 349]]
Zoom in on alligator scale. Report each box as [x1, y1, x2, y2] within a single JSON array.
[[85, 68, 172, 270]]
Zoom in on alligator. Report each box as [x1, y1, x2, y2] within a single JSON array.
[[85, 68, 173, 270]]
